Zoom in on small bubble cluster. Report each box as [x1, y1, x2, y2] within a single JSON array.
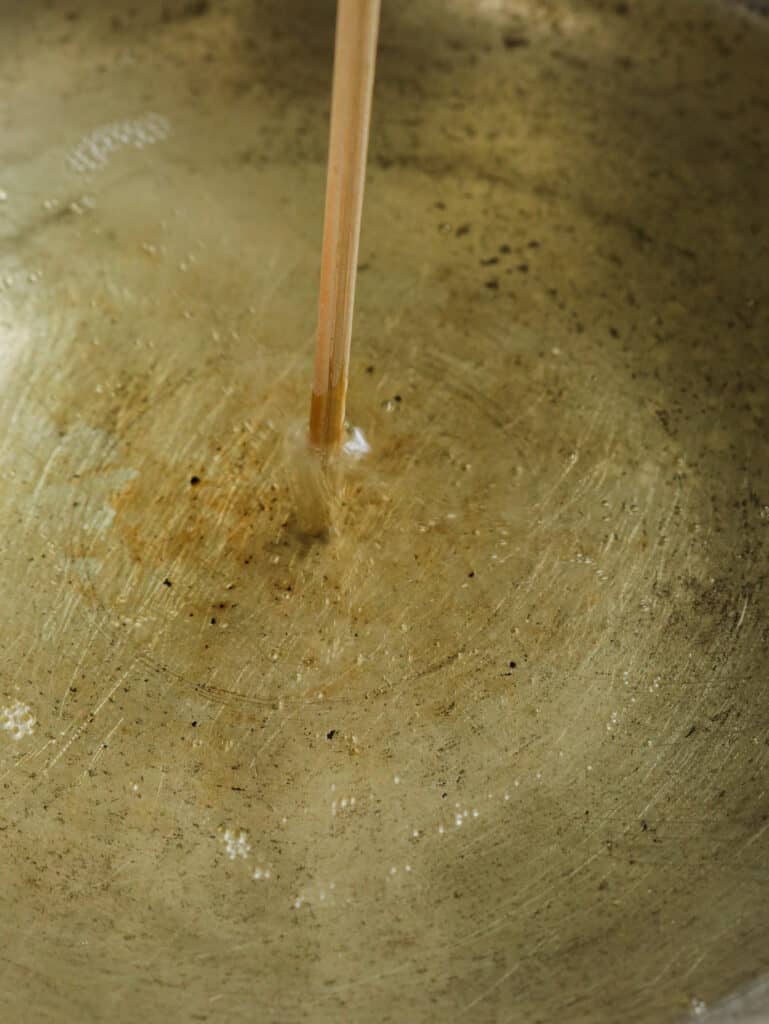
[[0, 701, 36, 741], [387, 864, 412, 878], [331, 795, 356, 816], [222, 828, 251, 861], [293, 881, 336, 909], [68, 113, 170, 173], [574, 550, 611, 584]]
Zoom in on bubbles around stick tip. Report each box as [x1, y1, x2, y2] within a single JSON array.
[[283, 422, 371, 539]]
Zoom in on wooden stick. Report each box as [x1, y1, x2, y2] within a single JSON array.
[[309, 0, 381, 451]]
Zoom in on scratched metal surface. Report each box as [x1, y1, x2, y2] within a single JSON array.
[[0, 1, 767, 1022]]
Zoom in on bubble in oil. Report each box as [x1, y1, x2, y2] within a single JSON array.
[[222, 829, 251, 861]]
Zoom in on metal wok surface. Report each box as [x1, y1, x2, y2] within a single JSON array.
[[0, 1, 767, 1021]]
